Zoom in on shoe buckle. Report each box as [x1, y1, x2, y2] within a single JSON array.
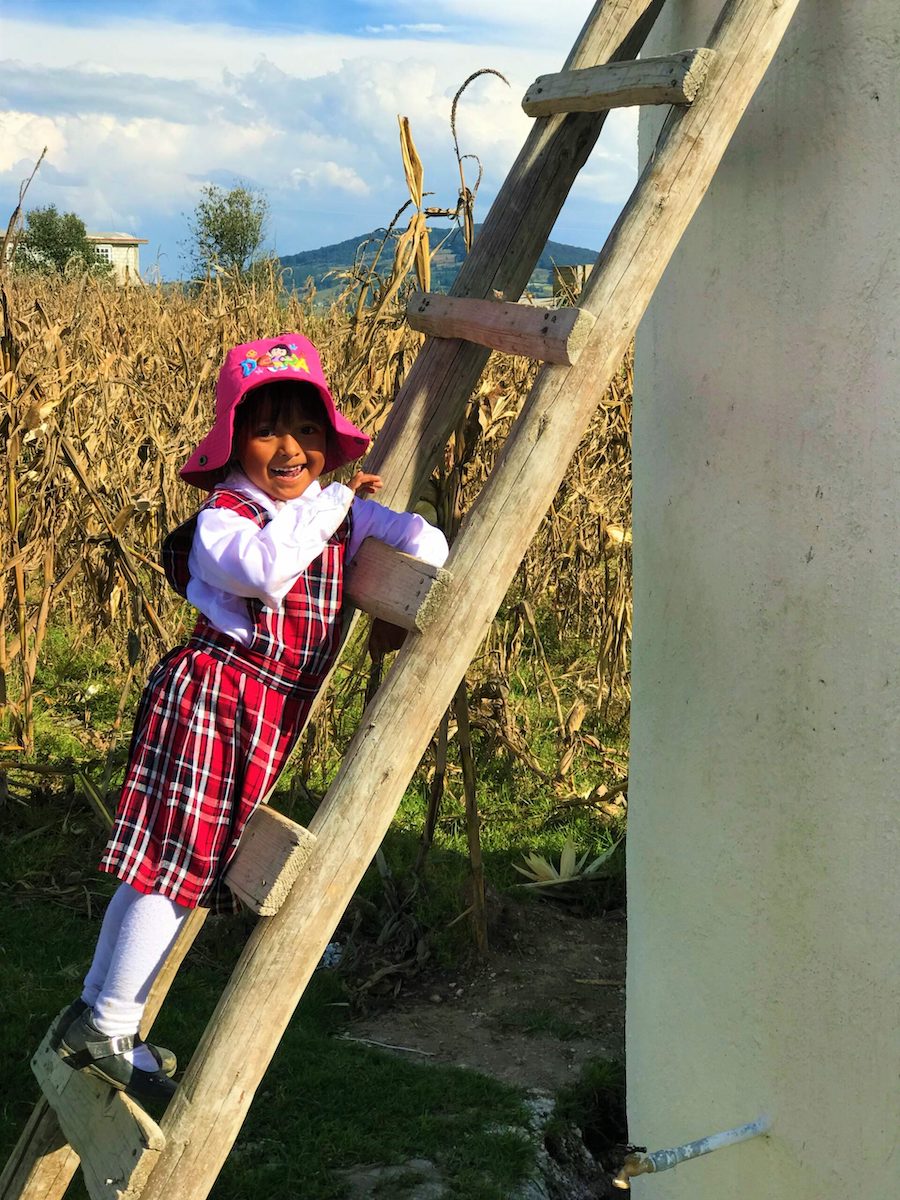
[[88, 1032, 134, 1059]]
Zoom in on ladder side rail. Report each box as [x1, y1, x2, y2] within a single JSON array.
[[136, 5, 801, 1198]]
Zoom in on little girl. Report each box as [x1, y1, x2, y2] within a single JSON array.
[[55, 334, 448, 1103]]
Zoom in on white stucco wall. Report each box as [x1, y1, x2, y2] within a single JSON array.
[[628, 3, 899, 1198]]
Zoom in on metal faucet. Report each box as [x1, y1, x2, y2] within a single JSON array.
[[611, 1116, 771, 1190]]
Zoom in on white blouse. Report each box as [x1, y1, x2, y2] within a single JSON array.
[[186, 470, 449, 645]]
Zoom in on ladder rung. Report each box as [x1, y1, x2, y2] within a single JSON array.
[[522, 49, 715, 116], [406, 293, 596, 367], [343, 537, 452, 632], [31, 1023, 164, 1200], [225, 805, 316, 916]]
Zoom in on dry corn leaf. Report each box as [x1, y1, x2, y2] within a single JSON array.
[[398, 115, 424, 208]]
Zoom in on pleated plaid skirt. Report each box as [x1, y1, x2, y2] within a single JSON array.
[[98, 643, 312, 913], [99, 489, 349, 913]]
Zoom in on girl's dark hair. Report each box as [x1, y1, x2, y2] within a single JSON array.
[[233, 381, 328, 439]]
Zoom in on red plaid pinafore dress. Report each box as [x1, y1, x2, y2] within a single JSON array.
[[99, 488, 350, 913]]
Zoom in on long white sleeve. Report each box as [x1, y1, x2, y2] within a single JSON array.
[[184, 473, 448, 646], [348, 497, 449, 567], [186, 475, 353, 643], [188, 480, 353, 609]]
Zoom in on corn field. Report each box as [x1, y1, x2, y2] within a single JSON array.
[[0, 270, 632, 814]]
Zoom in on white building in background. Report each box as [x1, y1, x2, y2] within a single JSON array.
[[86, 232, 148, 284]]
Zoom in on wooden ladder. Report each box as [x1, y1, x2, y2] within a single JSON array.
[[1, 2, 800, 1198]]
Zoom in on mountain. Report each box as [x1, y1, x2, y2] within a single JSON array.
[[279, 224, 597, 301]]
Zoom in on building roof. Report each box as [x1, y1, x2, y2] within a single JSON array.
[[86, 232, 149, 245]]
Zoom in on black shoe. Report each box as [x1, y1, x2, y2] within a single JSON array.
[[52, 999, 177, 1077], [58, 1010, 177, 1104]]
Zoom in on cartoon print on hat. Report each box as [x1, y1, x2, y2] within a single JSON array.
[[239, 343, 311, 378], [181, 333, 370, 490]]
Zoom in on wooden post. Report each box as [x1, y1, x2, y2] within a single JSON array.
[[134, 5, 801, 1199]]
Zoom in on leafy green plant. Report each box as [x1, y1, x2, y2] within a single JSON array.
[[514, 836, 621, 893], [183, 182, 270, 277]]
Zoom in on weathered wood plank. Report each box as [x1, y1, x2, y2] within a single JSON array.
[[343, 537, 451, 632], [523, 48, 715, 115], [405, 293, 595, 365], [0, 1103, 78, 1200], [224, 806, 316, 916], [134, 5, 800, 1200], [31, 1026, 163, 1200]]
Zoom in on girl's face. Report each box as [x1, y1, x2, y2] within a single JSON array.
[[235, 392, 328, 501]]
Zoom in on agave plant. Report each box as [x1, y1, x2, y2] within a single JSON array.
[[514, 836, 621, 894]]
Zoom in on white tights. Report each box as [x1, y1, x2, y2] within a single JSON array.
[[82, 882, 190, 1070]]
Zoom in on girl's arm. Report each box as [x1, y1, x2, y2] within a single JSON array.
[[347, 495, 449, 567], [189, 483, 354, 608]]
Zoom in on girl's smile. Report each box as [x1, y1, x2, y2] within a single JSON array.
[[235, 398, 328, 501]]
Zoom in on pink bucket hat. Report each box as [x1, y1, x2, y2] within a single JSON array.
[[180, 334, 370, 489]]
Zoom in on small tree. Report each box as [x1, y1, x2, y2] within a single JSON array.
[[14, 205, 111, 275], [184, 184, 270, 277]]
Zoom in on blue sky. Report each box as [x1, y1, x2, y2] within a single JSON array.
[[14, 0, 509, 39], [1, 1, 639, 279]]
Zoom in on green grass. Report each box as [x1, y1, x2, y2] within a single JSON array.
[[550, 1058, 627, 1167], [0, 886, 533, 1200], [494, 1007, 587, 1043]]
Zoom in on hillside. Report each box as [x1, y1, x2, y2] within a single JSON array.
[[279, 224, 597, 300]]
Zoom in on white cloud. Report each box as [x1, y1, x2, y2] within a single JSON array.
[[0, 112, 67, 173], [0, 14, 549, 81], [290, 162, 370, 196], [0, 9, 638, 272], [363, 24, 452, 35]]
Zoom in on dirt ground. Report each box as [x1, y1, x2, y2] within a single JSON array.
[[348, 899, 626, 1094]]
